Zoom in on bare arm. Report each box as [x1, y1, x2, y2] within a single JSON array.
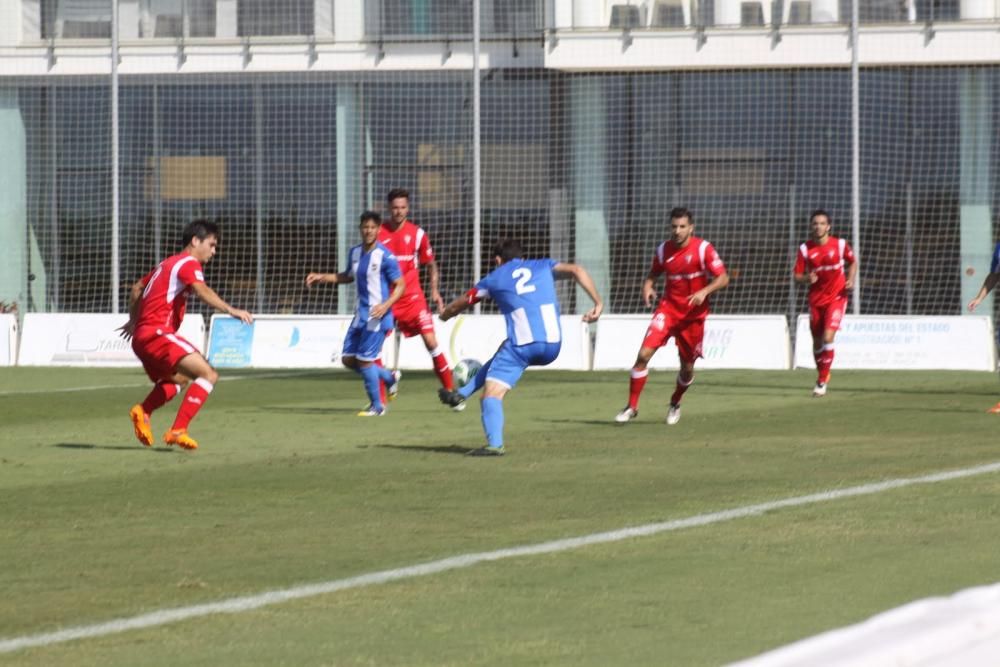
[[553, 262, 604, 322], [426, 259, 445, 313], [191, 282, 253, 324], [844, 259, 858, 290], [688, 271, 730, 307], [116, 279, 146, 340], [370, 277, 406, 320], [793, 270, 818, 285], [305, 271, 353, 288], [969, 272, 1000, 312], [641, 272, 658, 308], [440, 291, 474, 322]]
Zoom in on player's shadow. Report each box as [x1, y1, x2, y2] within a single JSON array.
[[372, 444, 475, 456], [257, 406, 367, 415], [54, 443, 174, 453], [541, 418, 623, 427]]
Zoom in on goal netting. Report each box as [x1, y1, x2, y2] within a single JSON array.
[[1, 1, 997, 321]]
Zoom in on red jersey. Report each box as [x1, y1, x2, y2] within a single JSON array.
[[650, 236, 726, 320], [134, 252, 205, 333], [378, 220, 434, 299], [795, 236, 856, 307]]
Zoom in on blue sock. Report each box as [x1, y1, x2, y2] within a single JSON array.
[[459, 358, 491, 400], [376, 365, 396, 384], [360, 365, 383, 410], [481, 397, 504, 448]]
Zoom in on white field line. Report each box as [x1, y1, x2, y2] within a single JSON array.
[[3, 460, 1000, 655], [0, 371, 320, 396]]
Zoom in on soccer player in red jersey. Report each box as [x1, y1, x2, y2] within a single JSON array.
[[119, 220, 253, 450], [615, 207, 729, 426], [377, 188, 456, 402], [794, 209, 857, 397]]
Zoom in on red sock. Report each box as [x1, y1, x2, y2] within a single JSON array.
[[171, 378, 213, 431], [375, 358, 387, 405], [142, 381, 180, 415], [628, 368, 648, 410], [431, 349, 454, 390], [670, 374, 694, 406]]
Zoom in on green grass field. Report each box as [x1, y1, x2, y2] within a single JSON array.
[[3, 367, 1000, 666]]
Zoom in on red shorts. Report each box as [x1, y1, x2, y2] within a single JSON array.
[[641, 308, 705, 364], [132, 327, 199, 382], [391, 295, 435, 338], [810, 297, 847, 337]]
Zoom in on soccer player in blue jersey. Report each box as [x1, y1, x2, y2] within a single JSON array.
[[305, 211, 405, 416], [437, 238, 603, 456]]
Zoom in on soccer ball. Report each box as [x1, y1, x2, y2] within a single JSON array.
[[452, 358, 482, 388]]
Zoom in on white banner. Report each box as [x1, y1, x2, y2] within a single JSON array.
[[793, 315, 995, 371], [207, 315, 375, 368], [18, 314, 205, 366], [396, 314, 591, 371], [593, 315, 790, 370], [0, 314, 16, 366]]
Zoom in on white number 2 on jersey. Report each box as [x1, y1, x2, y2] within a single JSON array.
[[512, 267, 536, 295]]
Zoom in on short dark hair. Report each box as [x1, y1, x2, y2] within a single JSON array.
[[387, 188, 409, 203], [359, 210, 381, 226], [181, 220, 220, 247], [670, 207, 693, 223], [492, 238, 524, 263], [810, 209, 831, 224]]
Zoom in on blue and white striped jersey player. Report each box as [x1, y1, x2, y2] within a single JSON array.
[[438, 238, 603, 456], [305, 211, 405, 417]]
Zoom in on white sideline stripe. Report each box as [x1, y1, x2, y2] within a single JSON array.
[[0, 372, 317, 396], [3, 460, 1000, 655]]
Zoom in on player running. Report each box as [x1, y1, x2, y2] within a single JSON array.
[[119, 220, 253, 450], [306, 211, 405, 416], [615, 207, 729, 426], [794, 209, 857, 397], [378, 188, 457, 405], [437, 238, 603, 456]]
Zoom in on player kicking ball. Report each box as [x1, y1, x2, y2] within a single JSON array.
[[437, 239, 602, 456], [793, 209, 857, 397], [615, 208, 729, 426], [119, 220, 253, 450], [305, 211, 405, 416]]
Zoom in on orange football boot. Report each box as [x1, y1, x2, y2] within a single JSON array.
[[163, 428, 199, 450], [129, 404, 154, 447], [987, 402, 1000, 414]]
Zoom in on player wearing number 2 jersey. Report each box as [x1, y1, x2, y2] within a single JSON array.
[[615, 207, 729, 426], [119, 220, 254, 450], [437, 238, 603, 456], [794, 209, 857, 397]]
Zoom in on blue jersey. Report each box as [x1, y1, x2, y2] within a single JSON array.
[[990, 243, 1000, 274], [473, 258, 562, 346], [346, 241, 402, 332]]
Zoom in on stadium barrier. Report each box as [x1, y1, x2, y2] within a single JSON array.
[[396, 314, 591, 371], [207, 314, 363, 368], [17, 313, 205, 366], [793, 315, 996, 371], [592, 315, 791, 370], [0, 314, 16, 366]]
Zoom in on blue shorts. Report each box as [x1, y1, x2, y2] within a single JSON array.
[[342, 325, 388, 362], [485, 339, 561, 390]]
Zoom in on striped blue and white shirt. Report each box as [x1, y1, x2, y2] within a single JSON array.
[[473, 258, 562, 346], [346, 242, 402, 332]]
